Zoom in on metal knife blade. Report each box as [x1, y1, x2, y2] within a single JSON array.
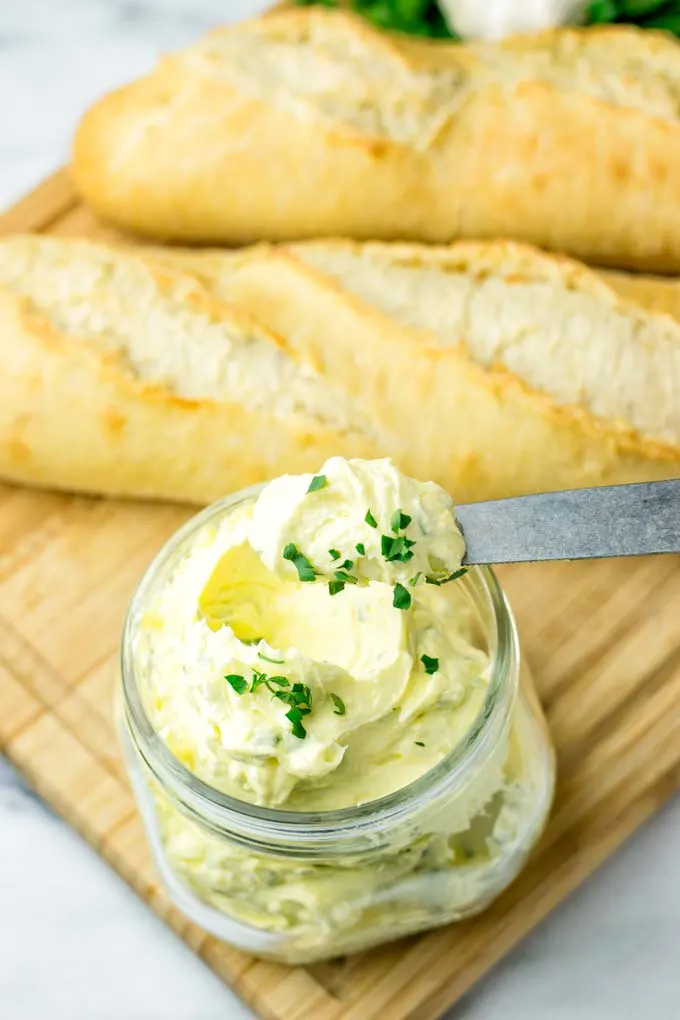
[[456, 479, 680, 566]]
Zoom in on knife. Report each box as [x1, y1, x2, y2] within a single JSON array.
[[456, 479, 680, 565]]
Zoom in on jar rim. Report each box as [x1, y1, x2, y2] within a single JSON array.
[[121, 485, 518, 843]]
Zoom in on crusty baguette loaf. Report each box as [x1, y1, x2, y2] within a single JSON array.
[[0, 234, 678, 504], [73, 8, 680, 272], [0, 236, 379, 503]]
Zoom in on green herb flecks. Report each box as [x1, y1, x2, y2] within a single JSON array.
[[282, 542, 316, 583], [334, 570, 358, 585], [329, 548, 341, 561], [393, 582, 412, 611], [355, 542, 366, 556], [425, 567, 469, 586], [420, 654, 439, 675], [226, 670, 318, 739], [379, 507, 416, 564], [295, 0, 456, 38], [274, 682, 313, 740], [258, 651, 285, 665], [446, 567, 469, 582], [225, 674, 248, 695], [390, 508, 412, 533], [381, 533, 416, 563], [307, 474, 328, 493], [585, 0, 680, 34], [415, 741, 426, 747], [328, 580, 346, 596], [365, 508, 378, 528], [297, 0, 680, 40], [330, 693, 346, 716], [409, 572, 422, 587], [286, 708, 308, 740], [250, 670, 289, 694]]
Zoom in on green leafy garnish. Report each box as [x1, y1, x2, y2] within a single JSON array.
[[282, 542, 316, 582], [297, 0, 680, 39], [330, 693, 346, 715], [415, 741, 426, 747], [274, 682, 313, 739], [250, 670, 289, 694], [421, 654, 439, 675], [355, 542, 366, 556], [286, 707, 308, 739], [329, 548, 341, 561], [390, 509, 412, 533], [381, 533, 416, 563], [365, 508, 378, 528], [225, 674, 248, 694], [228, 669, 317, 739], [295, 0, 456, 38], [409, 572, 422, 587], [339, 558, 354, 571], [328, 580, 346, 596], [585, 0, 680, 33], [446, 567, 469, 582], [425, 567, 469, 586], [393, 582, 412, 610], [307, 474, 328, 493], [334, 569, 358, 584], [258, 651, 285, 665]]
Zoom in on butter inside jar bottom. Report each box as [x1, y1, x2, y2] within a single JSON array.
[[119, 460, 555, 962]]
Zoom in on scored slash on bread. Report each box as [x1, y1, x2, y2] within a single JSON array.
[[74, 7, 680, 271], [0, 234, 678, 504]]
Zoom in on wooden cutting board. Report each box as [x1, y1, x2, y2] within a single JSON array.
[[1, 167, 680, 1020]]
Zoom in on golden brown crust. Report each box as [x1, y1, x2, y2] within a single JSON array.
[[0, 233, 678, 505], [0, 239, 378, 504], [73, 8, 680, 271]]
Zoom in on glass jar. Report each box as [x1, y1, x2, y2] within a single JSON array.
[[119, 487, 555, 964]]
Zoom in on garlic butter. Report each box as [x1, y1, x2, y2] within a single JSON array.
[[120, 458, 555, 962]]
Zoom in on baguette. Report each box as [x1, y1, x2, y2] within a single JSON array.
[[74, 8, 680, 272], [0, 236, 379, 503], [0, 234, 678, 504]]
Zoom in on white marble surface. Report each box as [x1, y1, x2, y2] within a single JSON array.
[[0, 2, 678, 1016]]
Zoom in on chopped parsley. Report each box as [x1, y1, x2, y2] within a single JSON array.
[[329, 548, 341, 561], [339, 558, 354, 571], [307, 474, 328, 493], [355, 542, 365, 556], [275, 682, 313, 739], [447, 567, 469, 582], [328, 580, 346, 596], [258, 651, 285, 665], [285, 707, 309, 740], [390, 509, 412, 533], [420, 654, 439, 675], [330, 693, 346, 716], [414, 741, 426, 747], [225, 674, 248, 695], [334, 569, 358, 584], [282, 542, 316, 582], [381, 533, 415, 563], [393, 582, 412, 611], [365, 509, 378, 528], [225, 671, 316, 739], [409, 572, 422, 587], [249, 670, 289, 694], [425, 567, 469, 586]]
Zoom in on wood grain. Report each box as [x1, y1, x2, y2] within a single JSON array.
[[0, 168, 679, 1020]]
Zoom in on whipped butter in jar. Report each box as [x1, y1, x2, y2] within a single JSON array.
[[119, 457, 555, 963]]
